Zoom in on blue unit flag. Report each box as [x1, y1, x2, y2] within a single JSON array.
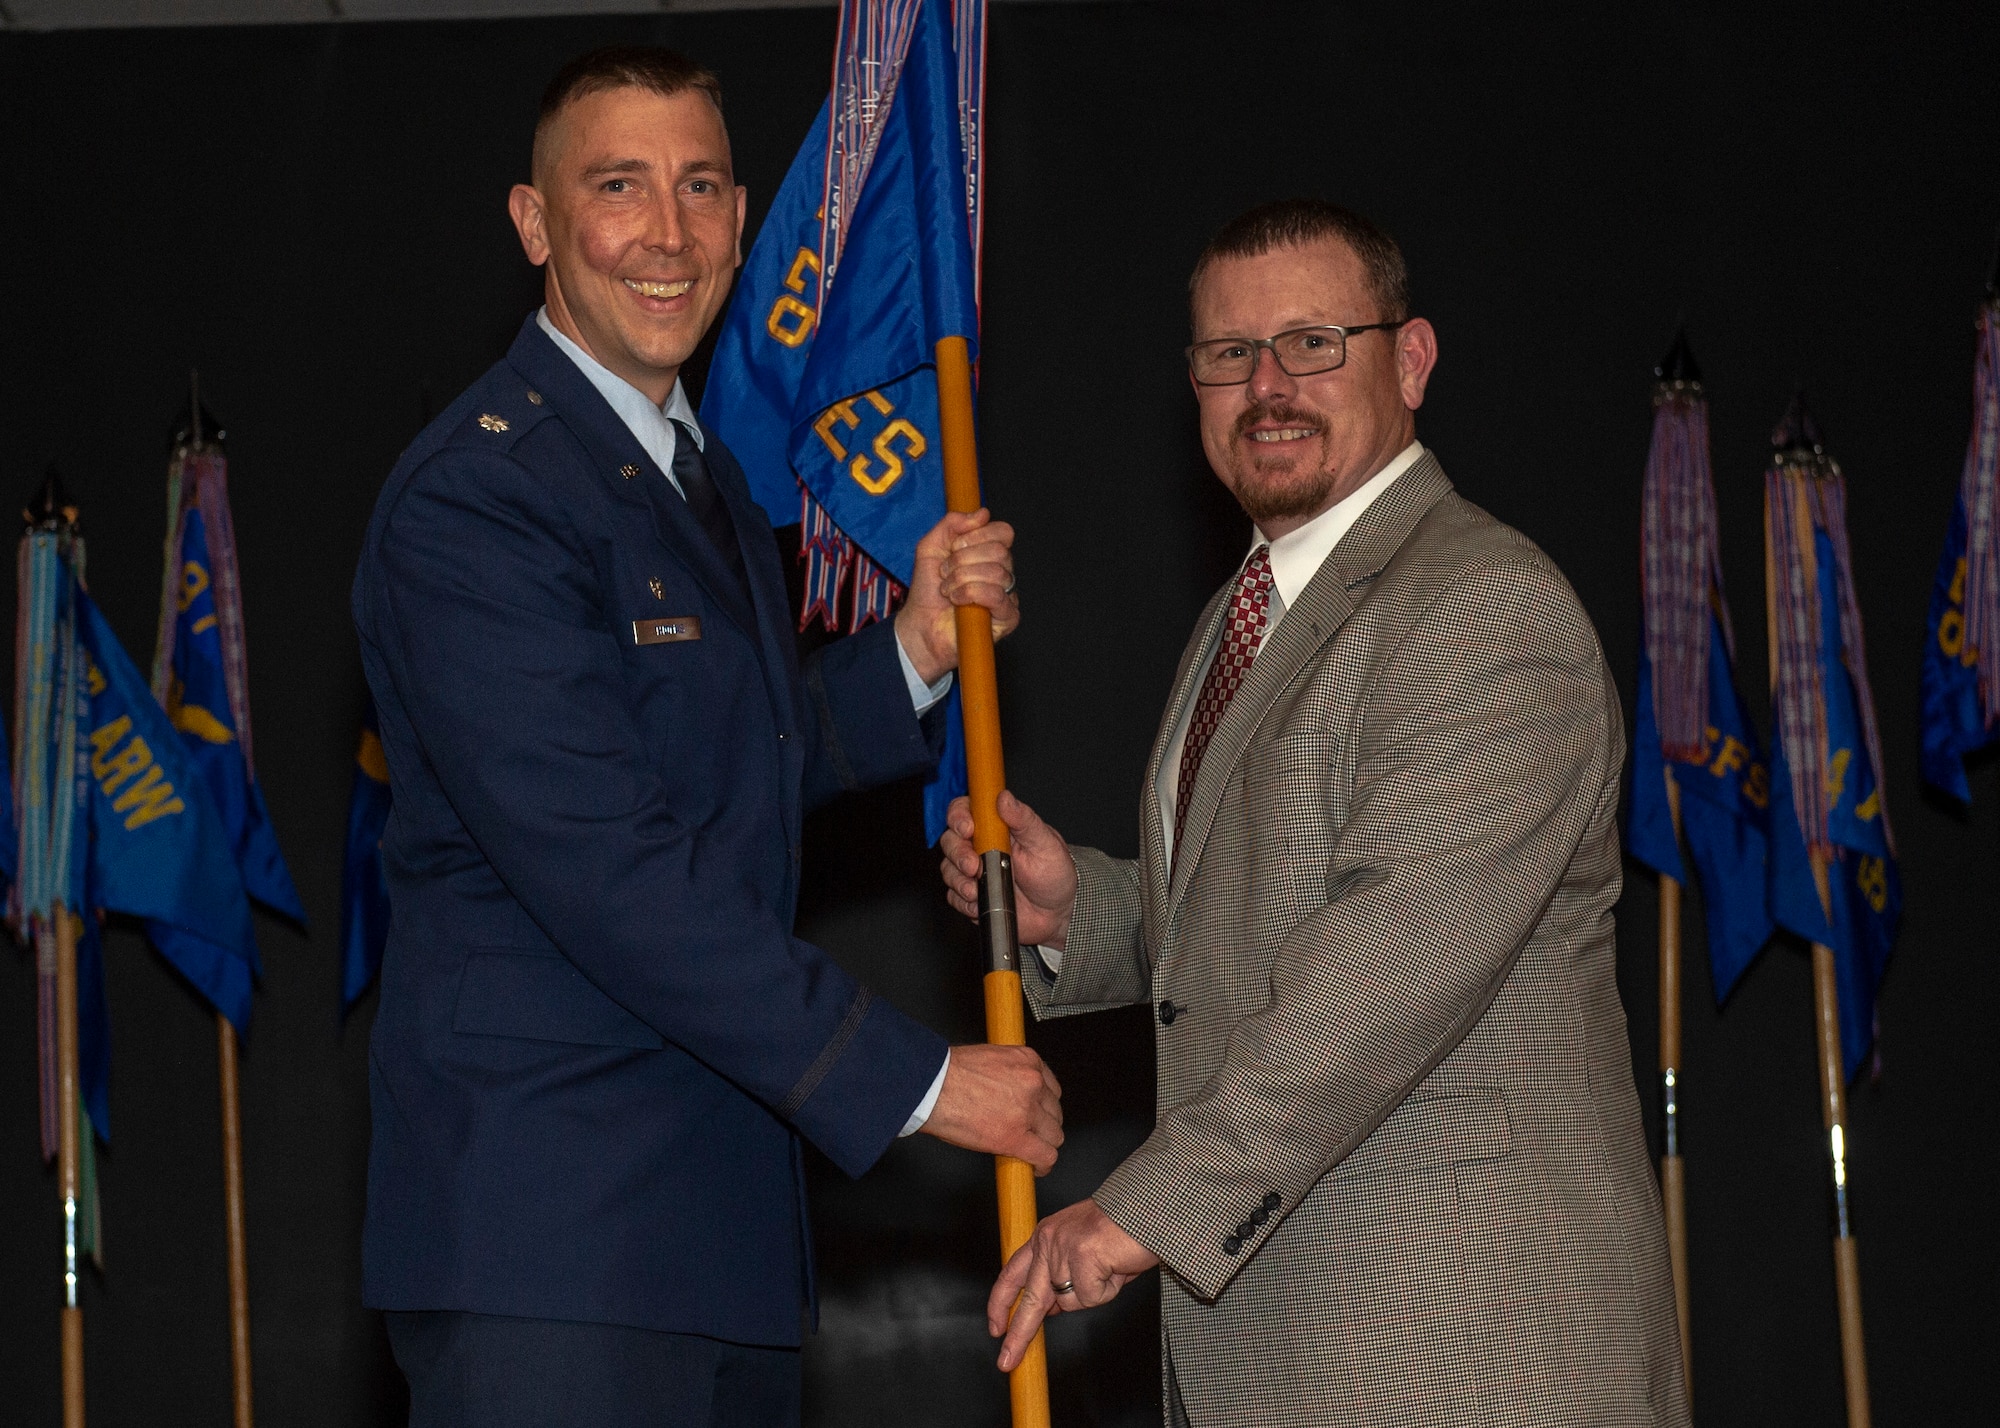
[[702, 0, 984, 844], [341, 703, 392, 1010], [78, 588, 261, 1033], [1768, 536, 1900, 1080], [165, 507, 305, 920], [1628, 609, 1775, 998]]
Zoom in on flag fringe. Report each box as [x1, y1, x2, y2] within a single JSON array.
[[1961, 300, 2000, 725]]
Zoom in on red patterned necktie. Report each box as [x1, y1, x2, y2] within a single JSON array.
[[1174, 544, 1274, 871]]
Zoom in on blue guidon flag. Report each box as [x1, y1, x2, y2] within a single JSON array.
[[340, 702, 392, 1012], [1920, 285, 2000, 801], [703, 0, 985, 844], [151, 439, 305, 924], [1763, 400, 1900, 1081], [1624, 336, 1774, 999]]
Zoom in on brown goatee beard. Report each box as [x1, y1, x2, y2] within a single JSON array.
[[1225, 401, 1339, 525]]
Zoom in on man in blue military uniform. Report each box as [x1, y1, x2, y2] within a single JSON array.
[[351, 46, 1059, 1427]]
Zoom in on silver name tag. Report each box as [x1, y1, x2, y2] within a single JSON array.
[[633, 617, 702, 645]]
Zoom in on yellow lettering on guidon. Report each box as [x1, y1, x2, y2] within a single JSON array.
[[851, 419, 927, 496], [88, 714, 187, 830], [1854, 854, 1890, 914], [765, 247, 823, 349], [1937, 558, 1977, 667]]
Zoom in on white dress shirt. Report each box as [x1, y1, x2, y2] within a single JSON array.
[[539, 307, 952, 1134], [1040, 440, 1425, 978]]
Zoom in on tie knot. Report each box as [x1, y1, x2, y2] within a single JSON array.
[[1241, 544, 1273, 597]]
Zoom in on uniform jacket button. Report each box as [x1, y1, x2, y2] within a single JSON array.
[[1222, 1235, 1242, 1255], [1157, 1000, 1178, 1025]]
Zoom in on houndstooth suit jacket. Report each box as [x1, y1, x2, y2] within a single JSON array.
[[1023, 454, 1689, 1427]]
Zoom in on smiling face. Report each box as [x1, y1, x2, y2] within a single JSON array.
[[508, 84, 747, 405], [1190, 237, 1436, 539]]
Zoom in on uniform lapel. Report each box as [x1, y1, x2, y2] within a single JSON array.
[[1165, 454, 1456, 917], [507, 322, 761, 641]]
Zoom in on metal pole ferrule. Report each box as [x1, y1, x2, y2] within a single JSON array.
[[1661, 1067, 1680, 1157], [977, 849, 1020, 974]]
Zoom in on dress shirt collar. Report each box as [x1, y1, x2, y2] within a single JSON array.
[[535, 307, 704, 453], [1254, 440, 1425, 610]]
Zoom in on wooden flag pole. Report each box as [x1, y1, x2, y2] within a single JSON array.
[[173, 384, 256, 1428], [1656, 775, 1691, 1396], [218, 1016, 254, 1428], [55, 907, 86, 1428], [1766, 500, 1870, 1428], [934, 333, 1051, 1428], [1808, 910, 1870, 1428]]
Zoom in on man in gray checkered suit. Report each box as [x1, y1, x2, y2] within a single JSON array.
[[941, 200, 1689, 1426]]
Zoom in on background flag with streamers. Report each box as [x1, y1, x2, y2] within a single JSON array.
[[152, 406, 304, 923], [702, 0, 984, 843], [340, 702, 391, 1011], [1764, 400, 1900, 1080], [1920, 276, 2000, 800], [1626, 334, 1775, 998]]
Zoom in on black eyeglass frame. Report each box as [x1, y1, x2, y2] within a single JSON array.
[[1185, 322, 1405, 386]]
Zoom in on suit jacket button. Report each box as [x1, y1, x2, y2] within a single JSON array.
[[1222, 1235, 1242, 1255], [1236, 1220, 1256, 1238], [1157, 1000, 1178, 1025], [1263, 1192, 1281, 1212], [1251, 1208, 1270, 1227]]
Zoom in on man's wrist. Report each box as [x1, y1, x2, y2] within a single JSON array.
[[893, 610, 951, 687]]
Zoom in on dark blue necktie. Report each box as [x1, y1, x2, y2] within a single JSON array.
[[669, 419, 749, 603]]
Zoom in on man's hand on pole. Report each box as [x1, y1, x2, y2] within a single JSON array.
[[988, 1199, 1162, 1371], [939, 791, 1077, 949], [896, 508, 1020, 685], [919, 1044, 1064, 1174]]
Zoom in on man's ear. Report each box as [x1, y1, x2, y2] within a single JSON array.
[[1397, 317, 1439, 411], [733, 184, 748, 268], [508, 184, 551, 267]]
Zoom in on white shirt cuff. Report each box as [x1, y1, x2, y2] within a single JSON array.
[[895, 634, 955, 715], [900, 1050, 951, 1136]]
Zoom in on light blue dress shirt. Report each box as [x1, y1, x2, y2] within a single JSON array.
[[538, 308, 952, 1134]]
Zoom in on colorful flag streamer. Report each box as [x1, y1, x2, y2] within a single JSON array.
[[1920, 287, 2000, 799]]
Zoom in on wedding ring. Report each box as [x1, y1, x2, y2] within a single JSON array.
[[1003, 573, 1017, 594], [1052, 1279, 1075, 1296]]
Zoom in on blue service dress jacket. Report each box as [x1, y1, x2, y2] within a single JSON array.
[[351, 316, 949, 1347]]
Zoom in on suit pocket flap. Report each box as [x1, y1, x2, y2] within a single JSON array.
[[452, 950, 665, 1051], [1335, 1091, 1512, 1182]]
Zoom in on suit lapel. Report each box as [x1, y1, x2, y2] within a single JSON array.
[[506, 322, 761, 641], [1140, 583, 1236, 923], [1165, 454, 1456, 918]]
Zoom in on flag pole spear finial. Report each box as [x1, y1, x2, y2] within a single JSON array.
[[1656, 326, 1702, 388]]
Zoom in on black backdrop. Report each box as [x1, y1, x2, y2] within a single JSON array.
[[2, 3, 1996, 1424]]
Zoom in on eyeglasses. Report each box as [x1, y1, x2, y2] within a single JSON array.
[[1185, 322, 1403, 386]]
